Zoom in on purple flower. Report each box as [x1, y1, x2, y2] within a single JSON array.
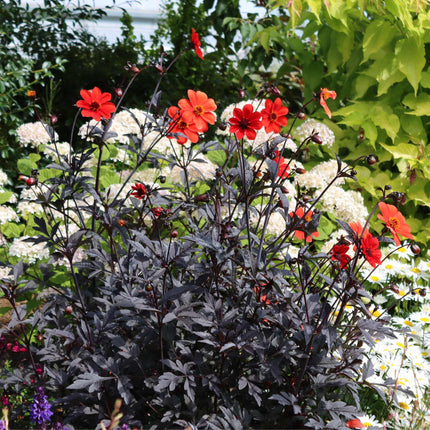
[[0, 419, 6, 430], [51, 422, 68, 430], [30, 386, 53, 426]]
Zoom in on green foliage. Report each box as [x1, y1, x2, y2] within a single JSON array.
[[229, 0, 430, 248]]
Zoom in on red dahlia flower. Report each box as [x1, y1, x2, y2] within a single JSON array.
[[272, 150, 290, 178], [191, 28, 204, 59], [360, 232, 382, 268], [76, 87, 115, 121], [229, 104, 263, 140], [178, 90, 217, 132], [167, 106, 199, 144], [261, 98, 289, 133], [319, 88, 337, 119], [346, 419, 366, 429], [289, 207, 319, 242], [377, 202, 414, 246], [130, 183, 147, 199], [331, 244, 351, 269]]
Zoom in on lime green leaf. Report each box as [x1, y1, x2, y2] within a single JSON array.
[[354, 74, 376, 98], [0, 192, 14, 204], [396, 36, 425, 94], [420, 70, 430, 88], [29, 153, 41, 163], [362, 20, 397, 63], [361, 120, 377, 147], [402, 92, 430, 116], [400, 115, 425, 141], [370, 104, 400, 141], [1, 222, 25, 238], [17, 158, 37, 175], [379, 142, 419, 160]]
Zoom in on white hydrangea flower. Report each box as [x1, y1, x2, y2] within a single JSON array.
[[294, 118, 335, 147], [295, 159, 347, 190], [0, 206, 19, 225], [0, 265, 12, 280], [0, 169, 10, 187], [16, 187, 44, 216], [16, 122, 58, 148], [43, 141, 72, 159], [9, 236, 50, 264], [170, 154, 216, 183], [318, 187, 368, 224]]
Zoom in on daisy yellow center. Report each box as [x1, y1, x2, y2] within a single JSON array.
[[388, 216, 400, 230], [89, 101, 101, 111], [370, 275, 380, 281], [399, 402, 409, 410], [404, 320, 413, 327], [386, 264, 393, 269], [411, 268, 421, 274], [372, 309, 381, 317], [420, 317, 430, 323], [193, 105, 204, 116]]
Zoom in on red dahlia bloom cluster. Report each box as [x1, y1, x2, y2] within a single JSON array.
[[331, 244, 351, 269], [167, 90, 217, 145], [191, 28, 204, 59], [289, 207, 319, 243], [229, 97, 289, 140], [130, 183, 147, 199]]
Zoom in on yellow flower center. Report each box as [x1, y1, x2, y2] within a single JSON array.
[[389, 216, 400, 230], [404, 320, 413, 327], [399, 402, 410, 410]]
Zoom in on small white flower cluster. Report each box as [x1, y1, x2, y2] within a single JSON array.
[[9, 236, 50, 264], [0, 205, 19, 225], [294, 118, 335, 148], [319, 187, 369, 224], [43, 142, 72, 160], [170, 154, 217, 184], [16, 187, 44, 217], [0, 168, 10, 188], [296, 159, 347, 189], [16, 122, 58, 148]]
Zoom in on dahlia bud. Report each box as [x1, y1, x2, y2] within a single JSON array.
[[390, 283, 399, 294], [311, 134, 323, 144], [27, 90, 36, 98], [114, 88, 123, 98], [26, 177, 37, 186], [298, 112, 306, 120], [419, 288, 426, 297], [170, 230, 178, 238], [384, 185, 392, 190], [238, 88, 246, 98], [269, 86, 281, 96], [145, 284, 153, 292], [295, 168, 306, 174], [158, 175, 166, 184], [50, 114, 58, 125], [350, 169, 357, 176], [218, 122, 228, 131], [153, 207, 163, 217], [367, 154, 378, 165], [410, 243, 420, 255], [118, 219, 128, 226], [65, 305, 73, 314]]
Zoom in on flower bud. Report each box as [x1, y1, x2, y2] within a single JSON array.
[[367, 154, 378, 165], [218, 122, 227, 131], [153, 207, 163, 217], [158, 175, 166, 184], [350, 169, 357, 176], [145, 284, 153, 292], [419, 288, 426, 297], [118, 219, 128, 226], [26, 177, 37, 186], [410, 243, 420, 255], [27, 90, 36, 98], [269, 86, 281, 96], [238, 88, 246, 98], [170, 230, 178, 238], [295, 168, 306, 174], [50, 114, 58, 125], [298, 112, 306, 120], [384, 185, 392, 190], [65, 305, 73, 314], [311, 134, 323, 144], [114, 88, 123, 98]]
